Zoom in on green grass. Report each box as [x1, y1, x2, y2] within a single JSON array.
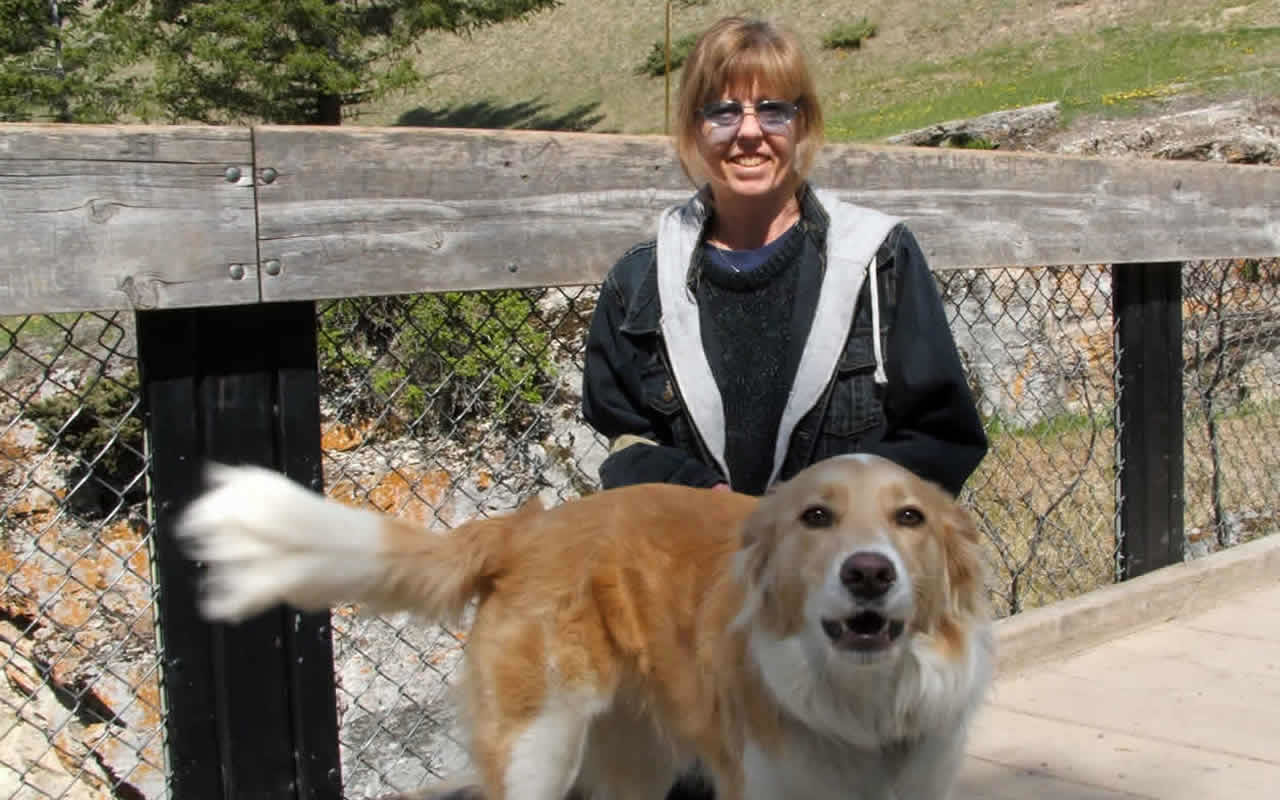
[[1186, 394, 1280, 423], [0, 314, 77, 351], [373, 0, 1280, 139], [826, 25, 1280, 140], [983, 409, 1110, 440]]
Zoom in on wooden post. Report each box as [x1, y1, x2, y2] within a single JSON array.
[[1112, 262, 1185, 579], [138, 302, 342, 800]]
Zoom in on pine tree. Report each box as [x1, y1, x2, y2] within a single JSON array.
[[0, 0, 141, 122], [121, 0, 561, 125], [1, 0, 560, 125]]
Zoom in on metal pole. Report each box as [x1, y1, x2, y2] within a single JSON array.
[[664, 1, 672, 135]]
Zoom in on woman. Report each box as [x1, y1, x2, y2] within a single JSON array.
[[581, 22, 987, 796], [581, 15, 988, 507]]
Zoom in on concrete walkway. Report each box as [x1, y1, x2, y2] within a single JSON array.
[[958, 557, 1280, 798]]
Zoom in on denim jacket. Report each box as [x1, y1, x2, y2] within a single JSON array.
[[581, 183, 988, 496]]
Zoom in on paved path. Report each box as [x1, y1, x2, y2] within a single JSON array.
[[957, 579, 1280, 798]]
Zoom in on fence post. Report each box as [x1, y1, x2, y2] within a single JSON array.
[[1112, 262, 1185, 579], [137, 301, 343, 800]]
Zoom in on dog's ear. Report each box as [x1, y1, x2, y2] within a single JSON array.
[[940, 502, 984, 614], [739, 481, 786, 550], [735, 506, 776, 586], [730, 507, 778, 631], [946, 502, 981, 544]]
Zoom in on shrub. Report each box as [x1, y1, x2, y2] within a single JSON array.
[[822, 18, 878, 50], [25, 370, 145, 517], [944, 132, 999, 150], [317, 290, 557, 440], [637, 33, 699, 77]]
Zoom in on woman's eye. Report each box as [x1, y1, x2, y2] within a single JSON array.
[[801, 505, 834, 528]]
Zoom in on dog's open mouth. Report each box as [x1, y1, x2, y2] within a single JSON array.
[[821, 612, 906, 652]]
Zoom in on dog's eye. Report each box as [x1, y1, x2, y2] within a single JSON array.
[[800, 504, 834, 528], [895, 507, 925, 527]]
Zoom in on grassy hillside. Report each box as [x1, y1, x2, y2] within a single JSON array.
[[352, 0, 1280, 141]]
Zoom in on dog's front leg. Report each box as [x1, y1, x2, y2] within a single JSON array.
[[699, 757, 746, 800]]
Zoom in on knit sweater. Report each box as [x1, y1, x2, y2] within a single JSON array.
[[696, 223, 814, 494]]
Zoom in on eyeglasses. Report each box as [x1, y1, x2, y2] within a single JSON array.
[[698, 99, 800, 138]]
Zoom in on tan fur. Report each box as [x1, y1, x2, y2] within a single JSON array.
[[181, 454, 992, 800]]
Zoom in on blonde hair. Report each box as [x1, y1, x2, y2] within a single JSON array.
[[674, 16, 825, 187]]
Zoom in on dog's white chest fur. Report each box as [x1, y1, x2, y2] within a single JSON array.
[[740, 626, 994, 800], [744, 739, 900, 800]]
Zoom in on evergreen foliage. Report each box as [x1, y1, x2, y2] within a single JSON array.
[[637, 32, 698, 78], [0, 0, 561, 124], [822, 18, 878, 51], [0, 0, 142, 121]]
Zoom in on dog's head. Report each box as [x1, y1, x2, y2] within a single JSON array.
[[732, 454, 986, 667]]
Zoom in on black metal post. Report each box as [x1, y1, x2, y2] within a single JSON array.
[[137, 301, 342, 800], [1112, 262, 1185, 579]]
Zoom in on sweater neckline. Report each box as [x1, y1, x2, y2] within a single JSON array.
[[700, 220, 804, 290]]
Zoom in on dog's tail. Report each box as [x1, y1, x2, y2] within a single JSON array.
[[176, 463, 535, 626]]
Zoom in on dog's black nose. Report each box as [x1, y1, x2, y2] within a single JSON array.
[[840, 552, 896, 599]]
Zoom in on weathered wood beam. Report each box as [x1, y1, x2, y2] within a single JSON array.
[[1, 124, 258, 315], [3, 122, 1278, 315]]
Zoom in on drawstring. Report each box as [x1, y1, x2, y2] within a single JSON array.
[[869, 256, 887, 384]]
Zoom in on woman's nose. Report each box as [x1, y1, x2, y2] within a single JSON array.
[[736, 109, 765, 138]]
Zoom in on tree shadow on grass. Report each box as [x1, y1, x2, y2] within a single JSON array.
[[396, 98, 611, 132]]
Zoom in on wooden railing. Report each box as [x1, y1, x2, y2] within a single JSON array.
[[3, 123, 1277, 315], [2, 122, 1277, 800]]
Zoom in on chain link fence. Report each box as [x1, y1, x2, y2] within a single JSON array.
[[1182, 259, 1280, 553], [0, 311, 161, 800], [2, 260, 1277, 798]]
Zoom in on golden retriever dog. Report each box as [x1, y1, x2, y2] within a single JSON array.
[[177, 453, 993, 800]]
